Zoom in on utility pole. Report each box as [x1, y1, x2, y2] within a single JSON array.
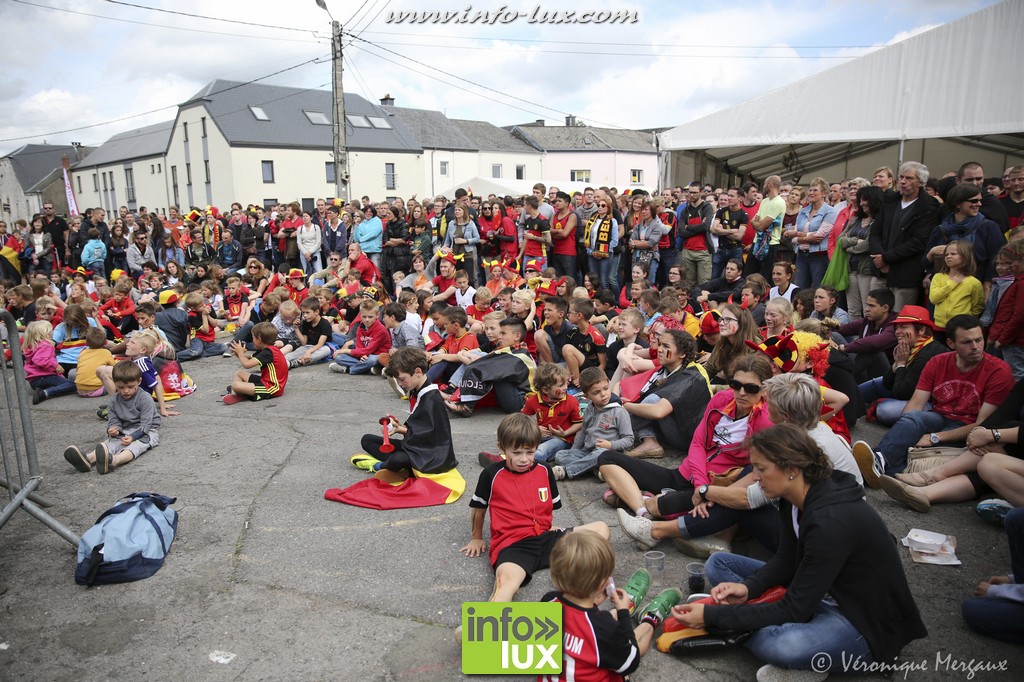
[[330, 19, 350, 202], [317, 1, 349, 202]]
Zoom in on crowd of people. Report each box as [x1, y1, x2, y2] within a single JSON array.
[[4, 159, 1024, 681]]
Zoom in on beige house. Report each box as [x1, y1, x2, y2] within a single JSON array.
[[71, 121, 173, 217]]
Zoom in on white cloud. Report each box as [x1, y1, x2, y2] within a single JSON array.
[[0, 0, 996, 157]]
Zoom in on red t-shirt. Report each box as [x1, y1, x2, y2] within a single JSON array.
[[467, 304, 490, 322], [187, 309, 216, 342], [255, 345, 289, 395], [916, 352, 1014, 424], [441, 331, 479, 355], [551, 211, 577, 256], [522, 392, 583, 431], [433, 275, 457, 305], [469, 463, 561, 566]]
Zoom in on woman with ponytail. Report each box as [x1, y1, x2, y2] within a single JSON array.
[[672, 423, 927, 680]]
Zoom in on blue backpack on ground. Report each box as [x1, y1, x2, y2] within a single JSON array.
[[75, 493, 178, 586]]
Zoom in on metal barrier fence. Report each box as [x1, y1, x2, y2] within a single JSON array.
[[0, 309, 80, 546]]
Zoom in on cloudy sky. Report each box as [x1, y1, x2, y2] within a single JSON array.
[[0, 0, 1001, 157]]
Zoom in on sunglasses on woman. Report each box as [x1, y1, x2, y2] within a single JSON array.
[[728, 379, 761, 395]]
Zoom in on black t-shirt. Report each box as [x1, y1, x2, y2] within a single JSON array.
[[300, 317, 332, 345], [605, 336, 648, 379], [714, 208, 748, 249]]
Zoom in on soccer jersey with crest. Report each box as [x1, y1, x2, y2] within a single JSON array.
[[469, 463, 561, 566]]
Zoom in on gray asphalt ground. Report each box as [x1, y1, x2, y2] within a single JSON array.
[[2, 356, 1023, 681]]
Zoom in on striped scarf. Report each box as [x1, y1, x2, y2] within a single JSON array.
[[907, 336, 934, 365]]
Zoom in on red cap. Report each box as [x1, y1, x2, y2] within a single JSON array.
[[889, 305, 936, 330]]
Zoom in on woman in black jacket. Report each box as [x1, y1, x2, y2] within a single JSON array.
[[672, 424, 926, 679]]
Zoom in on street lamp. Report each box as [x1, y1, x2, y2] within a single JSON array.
[[316, 0, 350, 202]]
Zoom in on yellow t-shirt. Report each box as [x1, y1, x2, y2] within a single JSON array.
[[929, 273, 984, 329], [75, 348, 117, 392]]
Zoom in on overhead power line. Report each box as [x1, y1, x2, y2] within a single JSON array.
[[12, 0, 324, 43], [0, 58, 326, 143], [344, 31, 627, 129], [103, 0, 318, 33]]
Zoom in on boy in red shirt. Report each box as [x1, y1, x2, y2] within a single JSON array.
[[524, 362, 583, 466], [224, 321, 288, 404], [329, 299, 391, 375], [460, 412, 608, 602], [177, 291, 226, 361], [427, 305, 479, 384], [99, 281, 137, 334]]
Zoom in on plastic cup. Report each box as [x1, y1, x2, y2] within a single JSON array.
[[644, 550, 666, 587], [686, 561, 706, 593]]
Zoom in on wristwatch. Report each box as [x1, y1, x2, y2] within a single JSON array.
[[698, 484, 709, 502], [929, 433, 941, 445], [992, 429, 1002, 443]]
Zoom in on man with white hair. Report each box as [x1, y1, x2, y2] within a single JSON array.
[[868, 161, 941, 311]]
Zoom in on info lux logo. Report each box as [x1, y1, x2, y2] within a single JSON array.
[[461, 602, 562, 674]]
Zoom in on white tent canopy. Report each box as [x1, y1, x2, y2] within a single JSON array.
[[659, 1, 1024, 153]]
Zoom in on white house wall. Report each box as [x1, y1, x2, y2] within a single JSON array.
[[0, 159, 34, 222], [541, 151, 658, 191], [475, 152, 543, 187]]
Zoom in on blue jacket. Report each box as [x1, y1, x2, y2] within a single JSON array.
[[795, 203, 838, 254], [81, 238, 107, 266], [354, 216, 383, 254]]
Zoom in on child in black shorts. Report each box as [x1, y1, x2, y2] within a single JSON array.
[[460, 412, 608, 601]]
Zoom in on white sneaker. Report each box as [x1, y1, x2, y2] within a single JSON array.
[[222, 350, 233, 357], [756, 664, 827, 682], [617, 508, 658, 549], [328, 363, 349, 374], [551, 465, 566, 481]]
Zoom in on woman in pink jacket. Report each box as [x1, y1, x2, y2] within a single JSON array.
[[601, 353, 775, 520]]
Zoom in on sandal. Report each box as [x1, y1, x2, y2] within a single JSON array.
[[445, 401, 474, 417], [895, 470, 938, 487]]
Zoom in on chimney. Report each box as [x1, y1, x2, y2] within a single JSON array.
[[535, 119, 545, 126], [380, 94, 395, 106], [565, 115, 577, 127]]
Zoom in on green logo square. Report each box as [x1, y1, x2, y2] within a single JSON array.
[[461, 602, 562, 675]]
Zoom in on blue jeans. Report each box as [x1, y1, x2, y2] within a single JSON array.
[[961, 507, 1024, 644], [795, 251, 828, 290], [176, 338, 226, 361], [589, 255, 615, 291], [679, 503, 780, 553], [334, 353, 378, 374], [876, 410, 961, 474], [29, 374, 77, 398], [858, 377, 933, 426], [711, 245, 742, 280], [553, 447, 608, 479], [535, 437, 572, 464], [705, 553, 873, 672]]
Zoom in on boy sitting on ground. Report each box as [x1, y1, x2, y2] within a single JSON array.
[[543, 531, 674, 680], [523, 362, 583, 466], [224, 321, 289, 404], [64, 360, 160, 474], [562, 297, 607, 388], [445, 318, 536, 417], [460, 412, 609, 602], [349, 346, 458, 480], [285, 297, 333, 369], [329, 299, 392, 374], [551, 367, 634, 480]]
